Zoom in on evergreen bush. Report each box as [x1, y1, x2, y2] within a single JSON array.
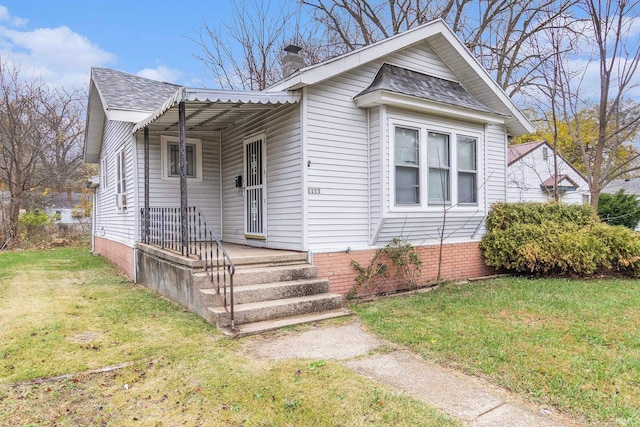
[[480, 202, 640, 277], [597, 190, 640, 230]]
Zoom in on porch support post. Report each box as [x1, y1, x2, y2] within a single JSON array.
[[179, 101, 188, 255], [143, 127, 150, 244]]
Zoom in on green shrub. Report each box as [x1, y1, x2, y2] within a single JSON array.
[[18, 210, 52, 245], [486, 201, 598, 231], [480, 202, 640, 277], [598, 190, 640, 230], [589, 223, 640, 275]]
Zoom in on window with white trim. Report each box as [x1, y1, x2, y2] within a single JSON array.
[[394, 126, 420, 205], [427, 132, 450, 204], [161, 136, 203, 181], [116, 149, 126, 194], [391, 120, 479, 208], [116, 148, 127, 209], [101, 157, 108, 188], [457, 136, 477, 204]]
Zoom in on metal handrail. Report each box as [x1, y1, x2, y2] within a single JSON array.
[[140, 206, 236, 328]]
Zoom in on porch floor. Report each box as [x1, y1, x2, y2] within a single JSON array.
[[214, 243, 306, 265], [140, 241, 307, 268]]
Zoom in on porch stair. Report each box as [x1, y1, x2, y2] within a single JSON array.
[[196, 250, 351, 337]]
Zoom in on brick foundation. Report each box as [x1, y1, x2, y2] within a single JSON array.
[[314, 241, 494, 296], [94, 236, 135, 280]]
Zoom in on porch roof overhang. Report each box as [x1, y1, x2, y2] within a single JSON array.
[[133, 87, 300, 133]]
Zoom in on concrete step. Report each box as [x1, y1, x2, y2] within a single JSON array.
[[231, 252, 308, 267], [208, 293, 343, 328], [232, 264, 318, 286], [200, 278, 330, 305], [219, 308, 353, 338]]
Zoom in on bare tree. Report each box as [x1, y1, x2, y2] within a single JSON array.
[[0, 61, 86, 241], [194, 0, 325, 90], [301, 0, 576, 96], [525, 12, 583, 201], [554, 0, 640, 207]]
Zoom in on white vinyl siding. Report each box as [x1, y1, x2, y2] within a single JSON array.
[[135, 131, 222, 236], [93, 120, 136, 245], [485, 124, 508, 205], [304, 40, 495, 252], [220, 103, 303, 250]]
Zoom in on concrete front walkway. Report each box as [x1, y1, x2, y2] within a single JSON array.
[[246, 320, 581, 427]]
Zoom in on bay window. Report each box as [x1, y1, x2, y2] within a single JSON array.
[[392, 120, 479, 208]]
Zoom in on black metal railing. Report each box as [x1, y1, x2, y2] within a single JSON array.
[[140, 207, 236, 327]]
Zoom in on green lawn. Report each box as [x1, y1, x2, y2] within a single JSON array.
[[0, 246, 456, 426], [353, 278, 640, 426]]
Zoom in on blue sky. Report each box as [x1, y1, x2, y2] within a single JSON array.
[[0, 1, 265, 89]]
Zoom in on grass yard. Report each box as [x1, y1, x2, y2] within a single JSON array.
[[0, 246, 457, 426], [353, 277, 640, 426]]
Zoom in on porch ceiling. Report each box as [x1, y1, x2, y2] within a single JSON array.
[[133, 88, 300, 133]]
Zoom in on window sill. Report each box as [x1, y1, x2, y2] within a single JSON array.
[[160, 175, 203, 183], [388, 205, 481, 214]]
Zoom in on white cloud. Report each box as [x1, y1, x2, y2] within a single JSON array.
[[0, 8, 115, 89], [0, 5, 27, 26], [137, 65, 181, 83]]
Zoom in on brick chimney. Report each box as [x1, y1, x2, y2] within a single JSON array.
[[282, 45, 304, 78]]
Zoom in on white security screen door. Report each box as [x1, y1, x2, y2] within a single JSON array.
[[244, 135, 266, 238]]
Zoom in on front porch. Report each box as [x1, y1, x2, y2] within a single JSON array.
[[135, 235, 350, 337]]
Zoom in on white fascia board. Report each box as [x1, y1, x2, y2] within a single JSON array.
[[355, 90, 506, 125], [105, 109, 153, 123]]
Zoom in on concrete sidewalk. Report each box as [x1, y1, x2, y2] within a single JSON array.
[[246, 320, 580, 427]]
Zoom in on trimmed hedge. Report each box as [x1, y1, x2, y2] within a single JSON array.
[[485, 201, 599, 230], [480, 202, 640, 277]]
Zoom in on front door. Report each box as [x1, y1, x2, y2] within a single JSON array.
[[244, 134, 266, 239]]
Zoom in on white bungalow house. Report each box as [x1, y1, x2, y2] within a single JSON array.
[[83, 19, 532, 334], [507, 141, 590, 205]]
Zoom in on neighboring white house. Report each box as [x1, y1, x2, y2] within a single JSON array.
[[83, 19, 532, 297], [43, 192, 85, 226], [507, 141, 590, 205]]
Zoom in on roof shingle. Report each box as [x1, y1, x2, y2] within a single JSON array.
[[355, 63, 501, 115], [91, 67, 181, 112]]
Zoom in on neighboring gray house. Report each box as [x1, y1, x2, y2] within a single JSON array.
[[603, 178, 640, 198], [507, 141, 590, 205], [83, 20, 532, 333]]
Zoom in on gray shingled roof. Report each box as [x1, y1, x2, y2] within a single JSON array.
[[355, 63, 502, 115], [603, 178, 640, 196], [91, 67, 181, 112]]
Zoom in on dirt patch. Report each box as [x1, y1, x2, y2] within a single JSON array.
[[69, 331, 101, 343], [245, 320, 383, 360]]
